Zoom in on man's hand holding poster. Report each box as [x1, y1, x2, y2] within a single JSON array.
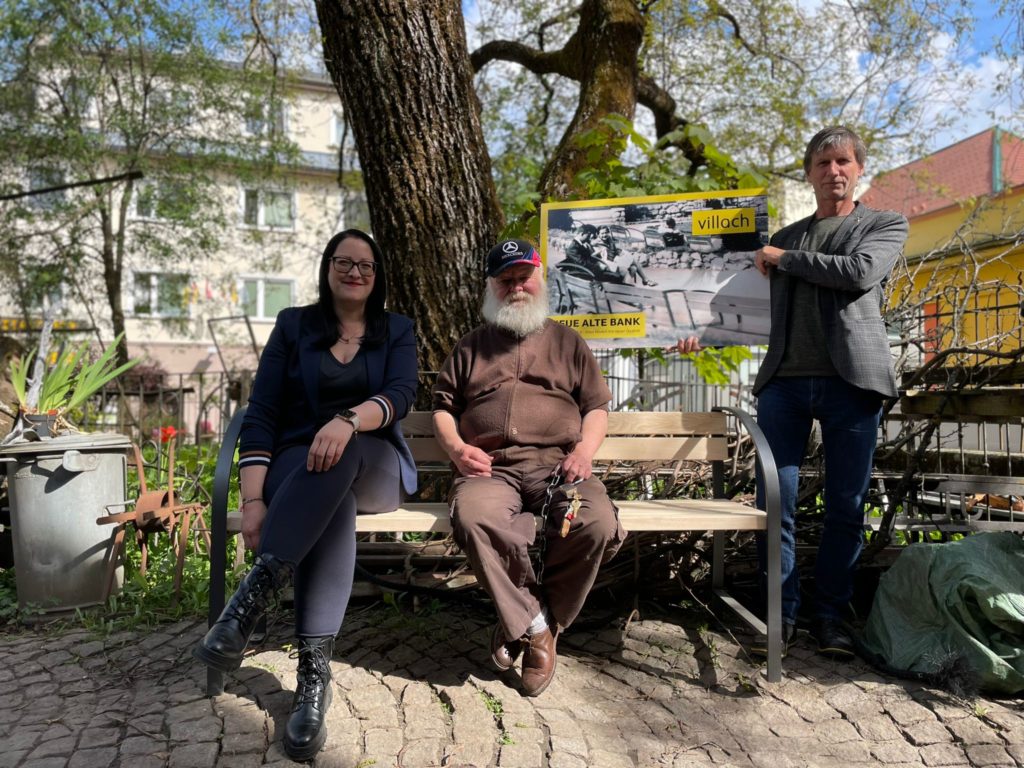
[[542, 189, 770, 349]]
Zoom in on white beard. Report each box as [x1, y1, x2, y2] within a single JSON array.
[[482, 282, 550, 337]]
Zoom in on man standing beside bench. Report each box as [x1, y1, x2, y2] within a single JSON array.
[[752, 126, 908, 657], [432, 239, 625, 696]]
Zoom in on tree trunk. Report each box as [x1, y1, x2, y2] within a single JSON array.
[[536, 0, 644, 200], [98, 199, 128, 368], [315, 0, 504, 377]]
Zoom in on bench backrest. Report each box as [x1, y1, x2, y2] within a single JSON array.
[[550, 269, 605, 314], [400, 411, 730, 463]]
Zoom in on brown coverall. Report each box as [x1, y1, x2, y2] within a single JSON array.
[[432, 320, 625, 641]]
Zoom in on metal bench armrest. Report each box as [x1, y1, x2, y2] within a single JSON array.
[[714, 405, 782, 683], [205, 405, 247, 696]]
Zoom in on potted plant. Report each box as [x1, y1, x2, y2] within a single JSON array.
[[6, 328, 139, 440], [0, 325, 141, 617]]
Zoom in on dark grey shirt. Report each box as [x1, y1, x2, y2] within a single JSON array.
[[316, 350, 369, 425], [776, 215, 845, 377]]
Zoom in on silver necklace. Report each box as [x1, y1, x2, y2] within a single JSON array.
[[338, 324, 364, 344]]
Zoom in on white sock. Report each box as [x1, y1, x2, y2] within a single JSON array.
[[527, 609, 549, 636]]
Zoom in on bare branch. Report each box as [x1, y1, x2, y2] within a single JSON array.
[[470, 39, 572, 77]]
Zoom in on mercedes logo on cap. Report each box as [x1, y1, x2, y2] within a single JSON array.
[[502, 240, 519, 254]]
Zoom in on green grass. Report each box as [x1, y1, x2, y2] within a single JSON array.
[[479, 690, 515, 746]]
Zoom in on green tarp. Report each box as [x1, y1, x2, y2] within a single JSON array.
[[861, 531, 1024, 696]]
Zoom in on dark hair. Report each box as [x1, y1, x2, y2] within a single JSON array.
[[317, 228, 388, 348], [579, 224, 598, 235], [665, 217, 676, 227], [803, 126, 867, 174]]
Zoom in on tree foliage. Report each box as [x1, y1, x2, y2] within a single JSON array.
[[471, 0, 990, 208], [314, 0, 1014, 374], [0, 0, 296, 364]]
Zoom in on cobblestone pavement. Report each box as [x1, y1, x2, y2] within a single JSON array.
[[1, 603, 1022, 768]]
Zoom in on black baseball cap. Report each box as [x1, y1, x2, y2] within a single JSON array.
[[486, 239, 541, 277]]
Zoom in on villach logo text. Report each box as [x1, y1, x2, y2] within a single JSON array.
[[692, 208, 756, 235]]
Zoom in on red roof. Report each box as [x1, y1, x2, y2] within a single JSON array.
[[860, 127, 1024, 220]]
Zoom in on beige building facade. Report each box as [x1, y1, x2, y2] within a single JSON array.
[[4, 72, 364, 380], [121, 74, 364, 376]]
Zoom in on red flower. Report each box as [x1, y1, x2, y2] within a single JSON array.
[[160, 426, 178, 443]]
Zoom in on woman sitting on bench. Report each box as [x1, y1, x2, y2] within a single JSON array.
[[192, 229, 418, 760]]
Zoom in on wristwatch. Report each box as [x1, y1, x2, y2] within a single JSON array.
[[334, 409, 360, 433]]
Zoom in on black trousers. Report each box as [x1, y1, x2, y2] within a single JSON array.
[[258, 434, 402, 636]]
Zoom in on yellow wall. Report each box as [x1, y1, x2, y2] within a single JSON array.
[[887, 185, 1024, 362]]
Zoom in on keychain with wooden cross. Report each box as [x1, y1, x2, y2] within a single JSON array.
[[561, 484, 583, 537]]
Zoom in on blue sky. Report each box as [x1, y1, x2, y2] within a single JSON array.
[[924, 0, 1020, 151], [967, 0, 1010, 61]]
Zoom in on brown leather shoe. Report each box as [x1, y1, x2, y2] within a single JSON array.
[[490, 623, 522, 672], [520, 626, 557, 696]]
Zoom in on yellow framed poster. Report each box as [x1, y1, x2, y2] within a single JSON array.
[[541, 189, 771, 349]]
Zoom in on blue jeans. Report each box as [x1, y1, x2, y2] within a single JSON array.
[[755, 376, 882, 624]]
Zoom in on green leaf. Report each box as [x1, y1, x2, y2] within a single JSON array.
[[64, 333, 141, 412], [8, 351, 32, 407]]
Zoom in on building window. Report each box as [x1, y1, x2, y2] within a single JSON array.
[[27, 167, 66, 210], [340, 190, 371, 232], [134, 181, 192, 221], [62, 79, 95, 121], [244, 101, 287, 137], [241, 277, 293, 320], [149, 88, 191, 119], [133, 271, 189, 317], [15, 263, 64, 315], [240, 189, 294, 229]]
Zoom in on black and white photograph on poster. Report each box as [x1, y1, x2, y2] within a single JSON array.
[[540, 189, 771, 349]]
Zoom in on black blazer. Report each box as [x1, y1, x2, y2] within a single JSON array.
[[239, 305, 419, 495]]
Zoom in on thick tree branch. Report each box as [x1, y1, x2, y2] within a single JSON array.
[[470, 40, 573, 77], [471, 0, 710, 197], [537, 5, 583, 50]]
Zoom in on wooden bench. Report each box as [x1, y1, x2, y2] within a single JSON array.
[[642, 228, 689, 251], [549, 264, 688, 330], [641, 227, 723, 253], [205, 407, 783, 695], [550, 266, 606, 315], [593, 282, 686, 329], [686, 291, 772, 342]]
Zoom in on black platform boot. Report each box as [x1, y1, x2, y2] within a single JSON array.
[[192, 554, 291, 673], [283, 635, 334, 760]]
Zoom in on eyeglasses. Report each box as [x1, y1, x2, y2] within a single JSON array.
[[330, 258, 377, 277]]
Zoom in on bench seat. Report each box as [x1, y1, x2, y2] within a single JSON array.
[[227, 499, 767, 535]]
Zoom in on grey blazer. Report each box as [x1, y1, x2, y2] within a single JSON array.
[[752, 202, 909, 398]]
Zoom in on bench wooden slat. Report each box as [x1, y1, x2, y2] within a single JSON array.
[[607, 411, 727, 435], [406, 436, 729, 462], [406, 439, 455, 462], [401, 412, 441, 435], [402, 410, 728, 437], [227, 498, 763, 535], [596, 436, 728, 461], [933, 475, 1024, 496], [614, 499, 765, 530]]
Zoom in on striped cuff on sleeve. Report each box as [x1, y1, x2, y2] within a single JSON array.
[[369, 395, 395, 427], [238, 450, 272, 469]]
